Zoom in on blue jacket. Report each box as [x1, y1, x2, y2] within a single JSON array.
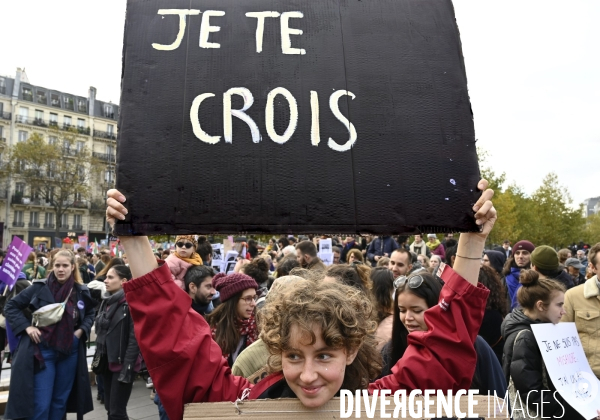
[[505, 267, 522, 310], [366, 236, 399, 266]]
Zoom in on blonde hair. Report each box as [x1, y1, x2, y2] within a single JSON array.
[[51, 249, 83, 284], [260, 279, 382, 390]]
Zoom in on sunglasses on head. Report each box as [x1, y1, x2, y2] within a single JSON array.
[[394, 273, 426, 290], [176, 242, 194, 249]]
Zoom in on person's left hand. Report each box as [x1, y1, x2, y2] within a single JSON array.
[[74, 329, 83, 339]]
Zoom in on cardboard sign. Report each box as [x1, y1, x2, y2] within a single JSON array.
[[0, 236, 33, 287], [531, 323, 600, 419], [115, 0, 481, 236], [183, 396, 509, 419]]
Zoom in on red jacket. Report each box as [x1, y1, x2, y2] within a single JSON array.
[[123, 264, 488, 420]]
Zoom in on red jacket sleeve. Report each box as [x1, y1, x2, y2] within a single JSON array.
[[369, 266, 489, 393], [123, 264, 252, 420]]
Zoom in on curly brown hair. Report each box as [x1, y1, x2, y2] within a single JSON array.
[[477, 265, 509, 317], [260, 279, 382, 390]]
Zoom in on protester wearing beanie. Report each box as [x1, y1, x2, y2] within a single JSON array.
[[531, 246, 574, 290], [503, 240, 535, 310], [483, 250, 506, 276], [207, 272, 259, 367]]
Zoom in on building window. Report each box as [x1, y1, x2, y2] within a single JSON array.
[[18, 130, 28, 142], [63, 139, 71, 153], [16, 182, 25, 194], [61, 213, 69, 229], [64, 96, 74, 111], [48, 136, 57, 146], [104, 104, 114, 118], [47, 162, 56, 178], [18, 106, 28, 123], [51, 93, 60, 107], [64, 115, 72, 127], [0, 77, 5, 94], [107, 124, 114, 137], [35, 109, 44, 124], [44, 212, 55, 228], [106, 145, 115, 159], [13, 211, 24, 227], [0, 126, 4, 140], [105, 168, 115, 184], [76, 141, 85, 153], [21, 87, 33, 101], [77, 118, 85, 128], [78, 99, 87, 113], [36, 90, 47, 105], [49, 113, 58, 126], [73, 214, 82, 229], [30, 211, 40, 227]]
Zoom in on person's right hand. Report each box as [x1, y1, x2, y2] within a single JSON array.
[[106, 189, 128, 229], [26, 326, 41, 344]]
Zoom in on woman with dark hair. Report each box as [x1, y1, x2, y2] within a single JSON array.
[[346, 249, 364, 264], [477, 265, 508, 363], [247, 239, 259, 259], [95, 265, 140, 420], [95, 258, 125, 282], [381, 271, 506, 395], [207, 273, 259, 367], [323, 264, 369, 294], [274, 254, 299, 278], [5, 250, 95, 420], [482, 250, 506, 276], [241, 258, 270, 289], [371, 267, 395, 351]]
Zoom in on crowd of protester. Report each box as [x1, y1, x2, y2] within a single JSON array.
[[0, 183, 599, 420]]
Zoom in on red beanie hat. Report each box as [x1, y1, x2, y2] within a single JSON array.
[[212, 272, 258, 302], [513, 240, 535, 254]]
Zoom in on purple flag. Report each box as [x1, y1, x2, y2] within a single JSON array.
[[0, 236, 34, 287]]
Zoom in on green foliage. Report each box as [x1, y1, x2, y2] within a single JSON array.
[[478, 148, 586, 248], [7, 128, 105, 237]]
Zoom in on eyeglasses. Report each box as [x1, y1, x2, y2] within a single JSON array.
[[394, 274, 425, 290], [239, 295, 257, 304], [176, 242, 194, 249]]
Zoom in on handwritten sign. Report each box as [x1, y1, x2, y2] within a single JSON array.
[[115, 0, 482, 235], [531, 323, 600, 419], [0, 236, 33, 288]]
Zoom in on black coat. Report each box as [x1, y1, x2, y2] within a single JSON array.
[[501, 309, 584, 419], [4, 280, 95, 420], [95, 295, 139, 383]]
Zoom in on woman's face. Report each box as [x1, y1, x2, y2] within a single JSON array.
[[104, 268, 126, 293], [397, 291, 429, 333], [348, 253, 356, 264], [538, 292, 566, 324], [269, 239, 274, 246], [417, 255, 425, 265], [176, 240, 194, 258], [53, 256, 74, 282], [282, 325, 357, 408], [430, 256, 441, 271], [236, 288, 257, 319]]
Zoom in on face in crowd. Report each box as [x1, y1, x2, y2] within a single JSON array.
[[176, 239, 195, 258], [190, 276, 216, 305], [388, 250, 412, 278], [514, 249, 531, 268], [53, 256, 74, 283], [237, 288, 257, 319]]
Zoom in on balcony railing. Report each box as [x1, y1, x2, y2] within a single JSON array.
[[90, 199, 105, 212], [93, 130, 117, 140], [28, 222, 40, 228], [1, 112, 11, 120], [72, 225, 83, 231], [43, 223, 55, 229], [12, 221, 25, 227], [93, 152, 116, 162], [72, 200, 89, 209], [11, 194, 23, 204], [77, 126, 90, 135]]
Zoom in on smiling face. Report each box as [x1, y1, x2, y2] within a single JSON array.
[[53, 256, 74, 283], [514, 250, 531, 267], [397, 291, 429, 333], [282, 325, 356, 408], [236, 288, 257, 319]]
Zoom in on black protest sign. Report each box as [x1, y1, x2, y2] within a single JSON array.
[[115, 0, 481, 235]]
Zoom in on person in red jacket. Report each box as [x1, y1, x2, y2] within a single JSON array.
[[106, 181, 495, 420]]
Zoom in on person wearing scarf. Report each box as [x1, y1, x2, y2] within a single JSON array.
[[207, 272, 259, 367], [94, 264, 140, 420], [426, 233, 446, 259], [166, 235, 203, 290], [4, 249, 95, 420]]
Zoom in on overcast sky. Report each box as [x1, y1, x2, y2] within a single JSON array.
[[1, 0, 598, 207]]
